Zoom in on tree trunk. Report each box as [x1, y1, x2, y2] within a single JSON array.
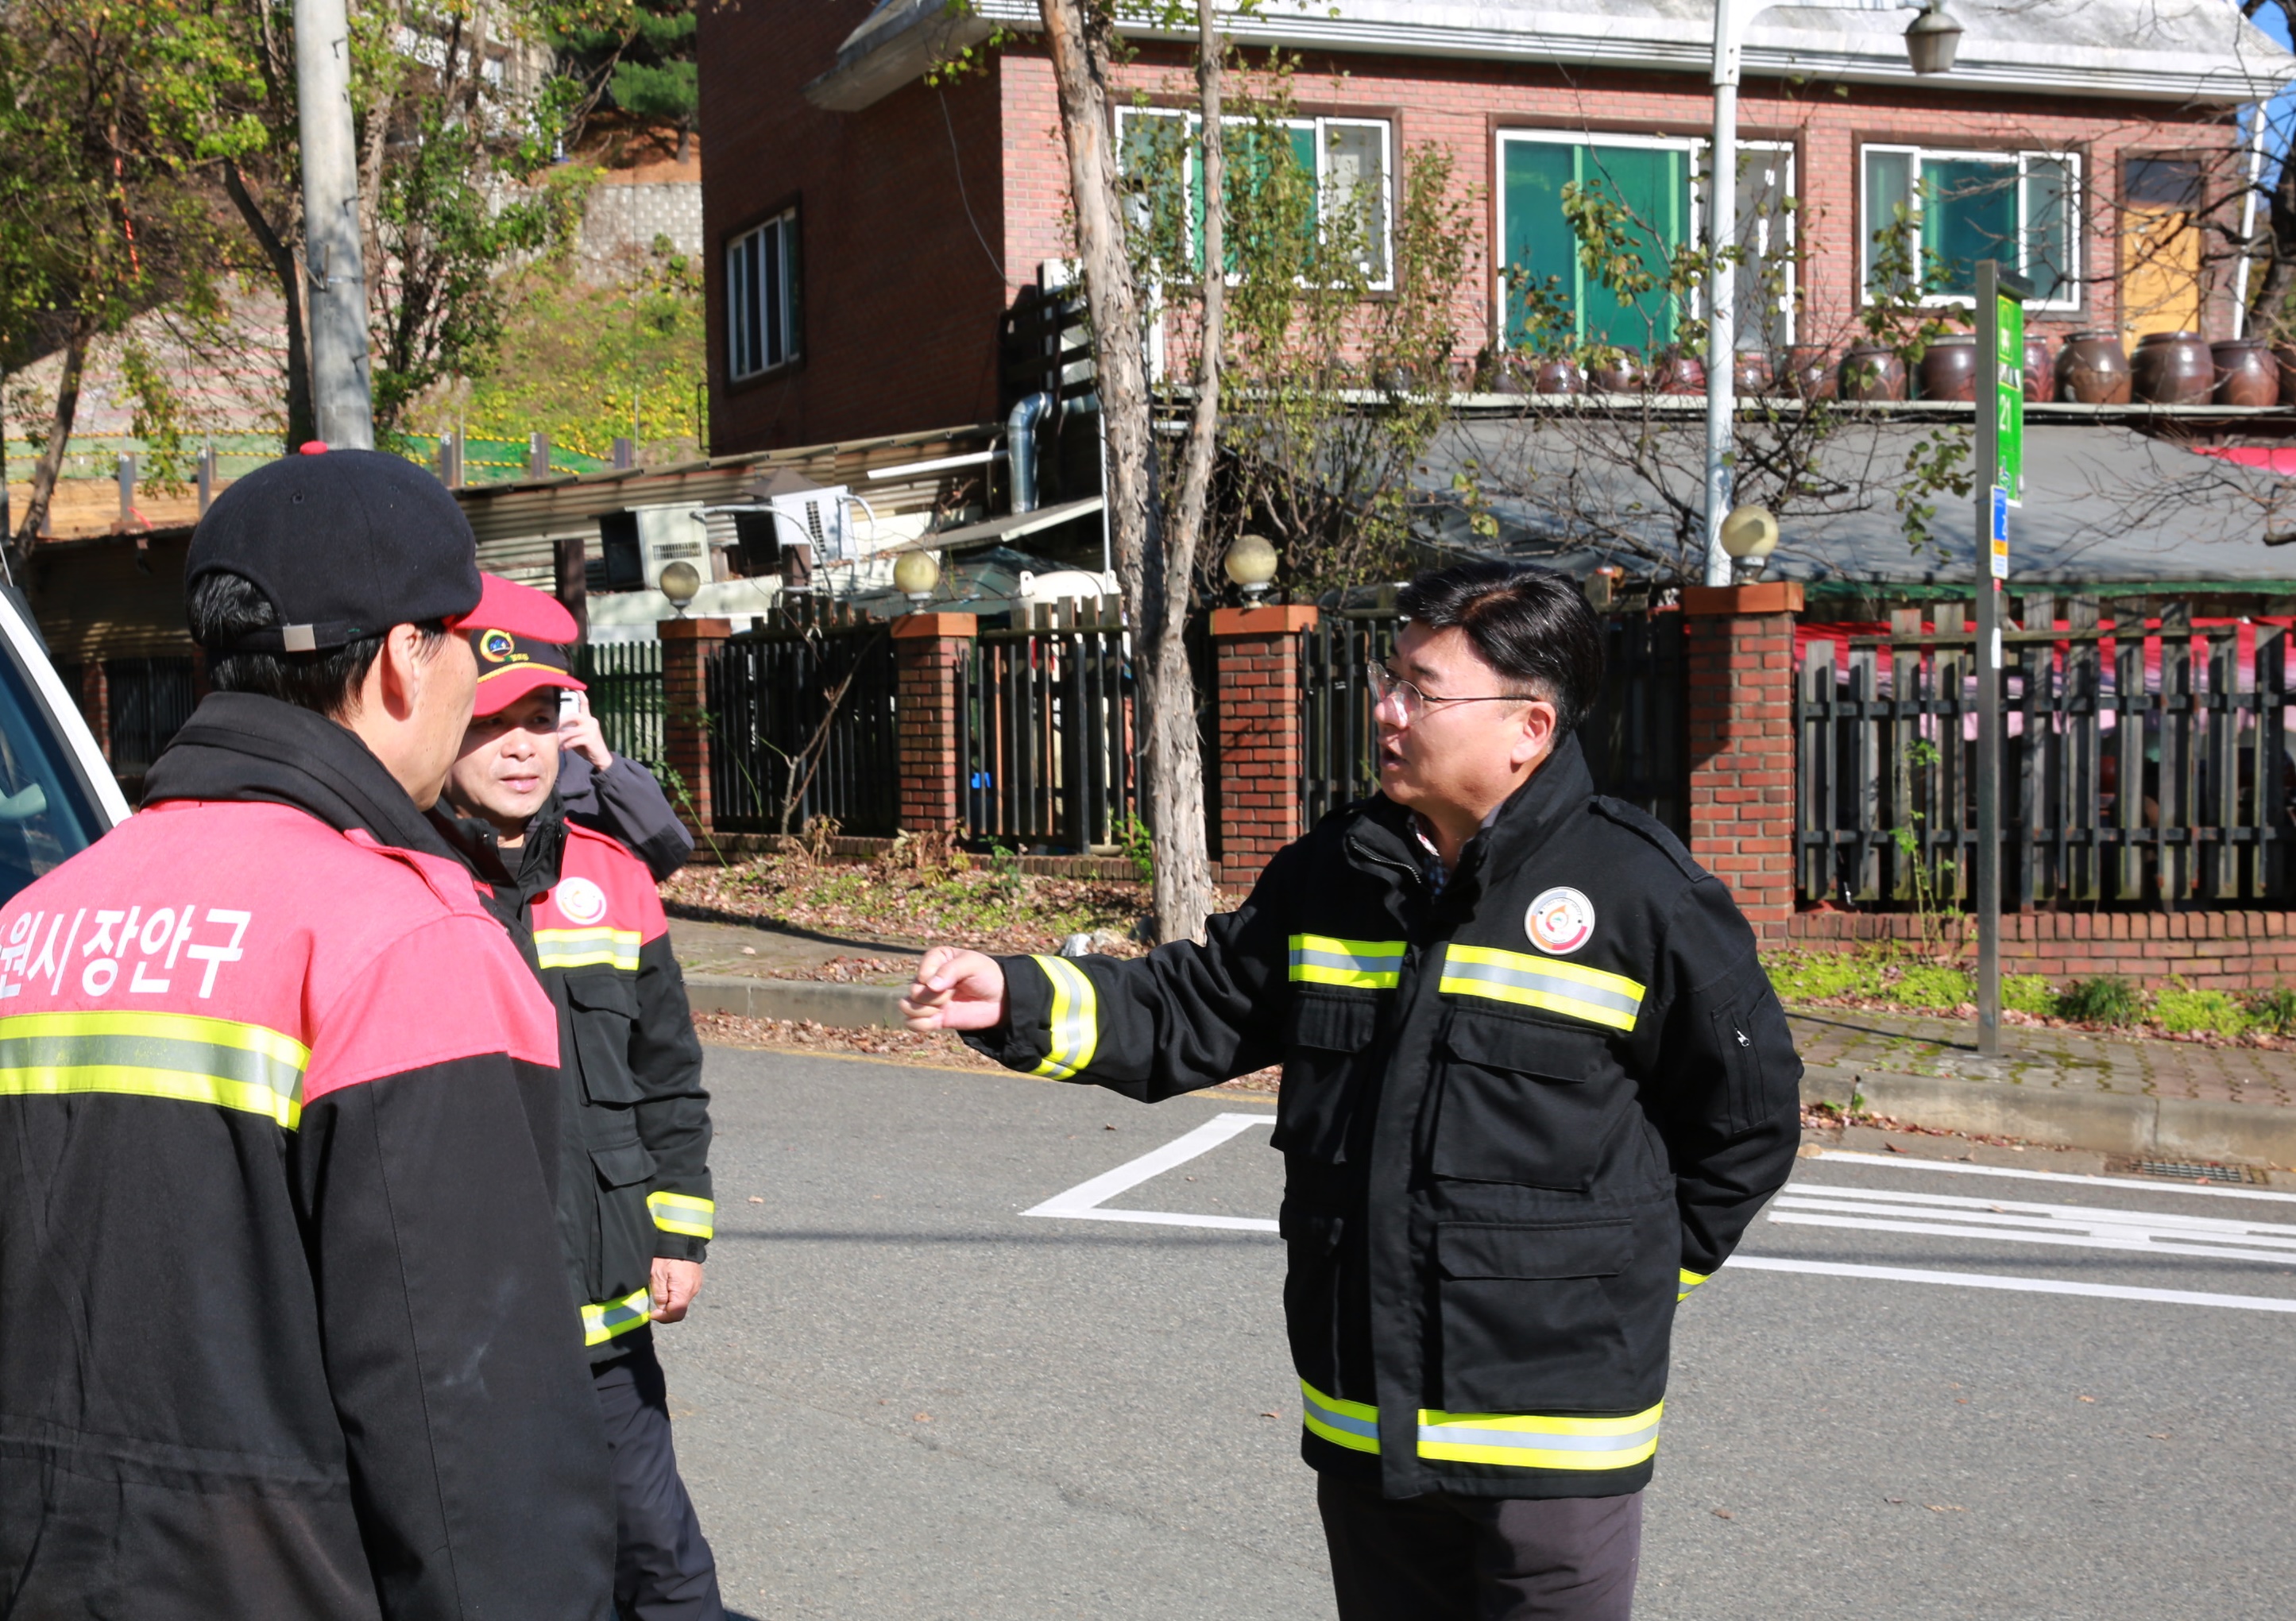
[[1145, 2, 1227, 942], [1036, 0, 1218, 944], [13, 308, 98, 548], [224, 164, 317, 450]]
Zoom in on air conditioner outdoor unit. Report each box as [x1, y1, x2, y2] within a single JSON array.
[[766, 484, 855, 564]]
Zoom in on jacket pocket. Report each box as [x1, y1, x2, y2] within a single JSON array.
[[1433, 1220, 1637, 1414], [566, 969, 644, 1106], [1430, 1011, 1615, 1191], [590, 1140, 657, 1190], [590, 1142, 660, 1309], [1270, 992, 1379, 1164], [1277, 1194, 1347, 1395]]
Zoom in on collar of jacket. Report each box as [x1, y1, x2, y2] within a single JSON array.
[[431, 795, 568, 902], [142, 690, 461, 859], [1346, 730, 1594, 904]]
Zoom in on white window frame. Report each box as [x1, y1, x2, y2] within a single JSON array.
[[1490, 130, 1796, 347], [726, 207, 800, 382], [1114, 106, 1396, 292], [1859, 143, 2082, 311]]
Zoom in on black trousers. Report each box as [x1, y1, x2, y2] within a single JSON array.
[[1317, 1473, 1643, 1621], [593, 1334, 725, 1621]]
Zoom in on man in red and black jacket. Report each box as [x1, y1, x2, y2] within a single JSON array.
[[429, 615, 721, 1621], [0, 451, 615, 1617]]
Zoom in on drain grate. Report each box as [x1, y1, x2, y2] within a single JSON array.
[[2120, 1159, 2265, 1185]]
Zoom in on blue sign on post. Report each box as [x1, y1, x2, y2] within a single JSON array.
[[1989, 486, 2009, 580]]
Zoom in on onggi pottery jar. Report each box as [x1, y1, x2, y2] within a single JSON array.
[[2211, 338, 2277, 408], [1587, 350, 1644, 393], [1656, 346, 1706, 395], [1915, 334, 1980, 401], [2273, 345, 2296, 406], [1838, 344, 1908, 402], [2132, 331, 2213, 405], [2022, 335, 2053, 403], [2055, 330, 2132, 404], [1732, 350, 1774, 395], [1778, 346, 1835, 399], [1530, 354, 1585, 397]]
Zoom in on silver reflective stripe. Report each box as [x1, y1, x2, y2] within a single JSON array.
[[1440, 957, 1641, 1017], [1420, 1418, 1663, 1454], [1302, 1383, 1381, 1450]]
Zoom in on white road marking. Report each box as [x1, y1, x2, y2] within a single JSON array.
[[1805, 1149, 2296, 1205], [1769, 1185, 2296, 1265], [1725, 1255, 2296, 1313], [1024, 1112, 1278, 1232]]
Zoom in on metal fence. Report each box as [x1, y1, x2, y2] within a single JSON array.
[[1298, 605, 1687, 837], [707, 607, 899, 835], [1797, 598, 2294, 909], [102, 657, 196, 775], [574, 641, 666, 767], [961, 597, 1138, 851]]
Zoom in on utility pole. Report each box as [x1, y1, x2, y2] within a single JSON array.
[[1973, 259, 2029, 1060], [294, 0, 375, 449]]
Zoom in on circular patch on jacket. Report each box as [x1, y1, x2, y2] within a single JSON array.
[[1525, 886, 1595, 955], [553, 876, 609, 926]]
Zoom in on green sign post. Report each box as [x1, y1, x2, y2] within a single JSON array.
[[1973, 261, 2031, 1059]]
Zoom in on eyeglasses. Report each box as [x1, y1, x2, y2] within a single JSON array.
[[1367, 663, 1530, 719]]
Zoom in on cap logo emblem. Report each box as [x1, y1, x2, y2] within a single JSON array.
[[1525, 886, 1595, 955], [478, 629, 516, 663], [553, 876, 609, 927]]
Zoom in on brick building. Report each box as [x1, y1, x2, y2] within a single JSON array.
[[697, 0, 2295, 455]]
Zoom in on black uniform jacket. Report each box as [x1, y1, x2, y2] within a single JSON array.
[[971, 734, 1801, 1501], [0, 694, 614, 1619], [436, 799, 713, 1364]]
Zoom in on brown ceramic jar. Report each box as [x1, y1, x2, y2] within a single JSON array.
[[2055, 330, 2132, 404], [2022, 335, 2052, 403], [2132, 331, 2213, 404], [1587, 350, 1644, 393], [1731, 350, 1773, 395], [1530, 354, 1584, 397], [1779, 345, 1836, 399], [1656, 347, 1706, 395], [2211, 339, 2277, 408], [1915, 334, 1980, 401], [2274, 345, 2296, 406], [1839, 344, 1908, 402]]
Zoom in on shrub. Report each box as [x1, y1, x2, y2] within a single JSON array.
[[1892, 964, 1974, 1009], [2152, 984, 2254, 1039], [2055, 976, 2143, 1027], [2001, 974, 2056, 1016], [2247, 985, 2296, 1036]]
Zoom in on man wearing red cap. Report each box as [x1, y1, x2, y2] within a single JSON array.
[[0, 450, 616, 1617], [431, 582, 722, 1621]]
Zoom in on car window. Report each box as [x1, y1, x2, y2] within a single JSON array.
[[0, 638, 107, 904]]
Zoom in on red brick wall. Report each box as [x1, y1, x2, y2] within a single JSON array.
[[1212, 605, 1314, 889], [1789, 909, 2296, 992], [1684, 586, 1801, 943], [891, 613, 978, 831], [660, 618, 729, 833]]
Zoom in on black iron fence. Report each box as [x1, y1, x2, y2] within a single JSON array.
[[961, 597, 1138, 851], [1797, 598, 2294, 909], [1298, 605, 1687, 837], [707, 607, 899, 835], [103, 657, 196, 775], [574, 640, 666, 768]]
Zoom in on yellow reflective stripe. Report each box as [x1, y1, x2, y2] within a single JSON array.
[[1438, 944, 1646, 1033], [1301, 1379, 1661, 1471], [1677, 1267, 1710, 1302], [534, 928, 642, 971], [582, 1285, 654, 1347], [1289, 934, 1406, 989], [1301, 1379, 1382, 1454], [1417, 1401, 1664, 1471], [1028, 955, 1100, 1081], [0, 1011, 311, 1130], [648, 1190, 714, 1240]]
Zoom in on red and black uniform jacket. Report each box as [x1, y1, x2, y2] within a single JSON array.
[[435, 804, 711, 1363], [0, 693, 614, 1619], [967, 733, 1803, 1503]]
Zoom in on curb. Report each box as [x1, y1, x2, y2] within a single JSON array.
[[1801, 1063, 2296, 1169], [685, 975, 907, 1030]]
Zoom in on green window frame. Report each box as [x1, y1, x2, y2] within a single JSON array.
[[1861, 144, 2079, 309]]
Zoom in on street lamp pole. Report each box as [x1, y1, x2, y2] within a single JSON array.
[[1703, 0, 1962, 586]]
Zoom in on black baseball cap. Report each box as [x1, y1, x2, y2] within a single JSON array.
[[187, 446, 484, 653]]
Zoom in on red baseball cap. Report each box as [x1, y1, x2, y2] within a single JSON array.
[[450, 573, 580, 641], [457, 575, 586, 716]]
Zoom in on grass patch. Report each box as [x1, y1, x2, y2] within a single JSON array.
[[1764, 951, 1886, 1002], [2001, 974, 2056, 1016], [1892, 963, 1974, 1009], [2054, 976, 2143, 1027], [2247, 986, 2296, 1036], [2151, 983, 2254, 1039]]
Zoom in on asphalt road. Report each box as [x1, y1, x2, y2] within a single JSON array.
[[662, 1048, 2296, 1619]]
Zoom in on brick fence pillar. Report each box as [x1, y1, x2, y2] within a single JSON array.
[[1683, 582, 1802, 944], [659, 617, 731, 837], [891, 611, 979, 831], [1212, 603, 1316, 889]]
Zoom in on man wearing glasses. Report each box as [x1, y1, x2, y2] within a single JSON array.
[[904, 559, 1801, 1619]]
